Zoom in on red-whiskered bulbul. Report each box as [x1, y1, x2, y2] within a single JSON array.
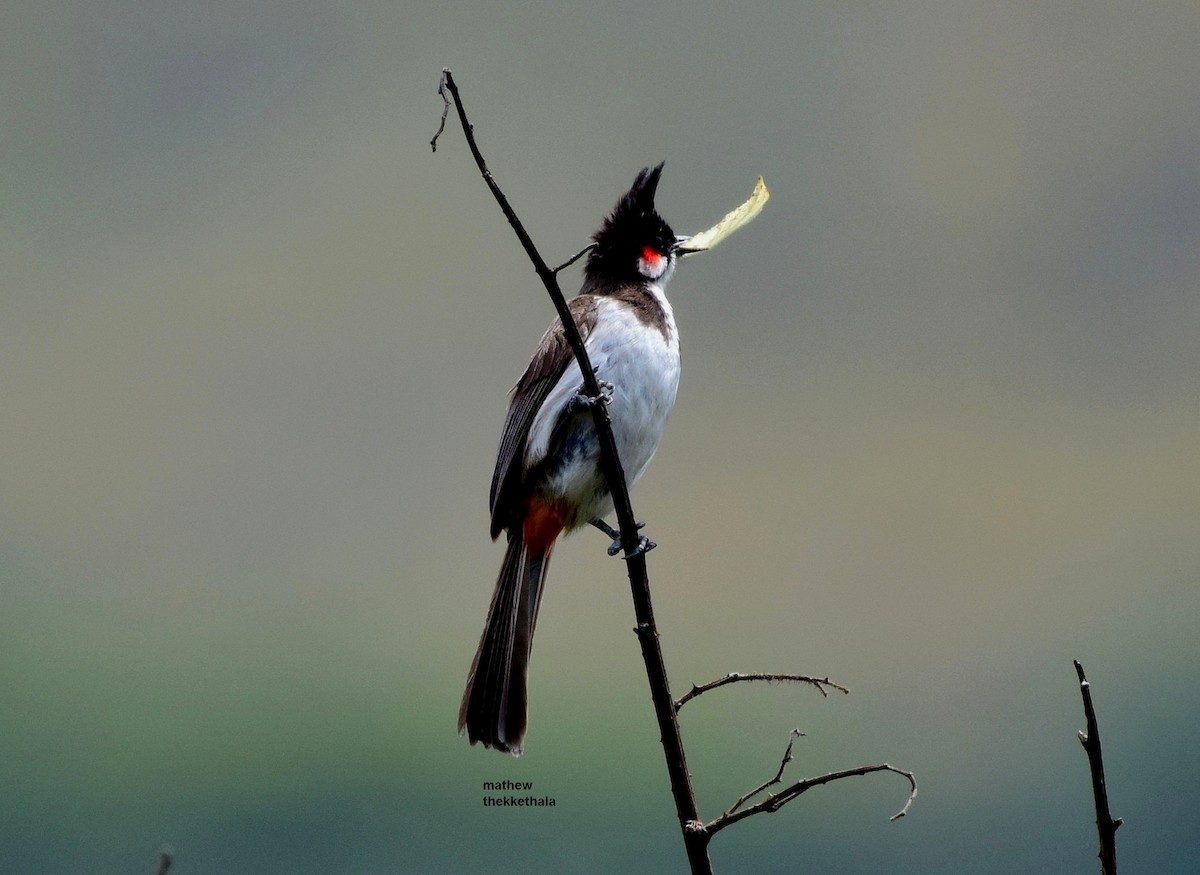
[[458, 163, 687, 755]]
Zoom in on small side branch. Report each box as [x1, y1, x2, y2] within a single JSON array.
[[724, 728, 805, 816], [430, 73, 450, 152], [676, 672, 849, 713], [1074, 660, 1122, 875], [705, 742, 917, 838], [553, 244, 596, 275]]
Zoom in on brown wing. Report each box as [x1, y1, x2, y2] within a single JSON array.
[[489, 295, 600, 539]]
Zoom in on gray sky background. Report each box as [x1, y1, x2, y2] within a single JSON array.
[[2, 2, 1198, 872]]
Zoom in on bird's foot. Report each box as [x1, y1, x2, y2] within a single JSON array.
[[590, 519, 654, 558], [567, 379, 614, 414]]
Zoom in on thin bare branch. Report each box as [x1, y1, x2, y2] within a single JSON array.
[[676, 672, 850, 712], [1074, 660, 1122, 875]]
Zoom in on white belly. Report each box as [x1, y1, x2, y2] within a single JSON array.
[[524, 290, 680, 528]]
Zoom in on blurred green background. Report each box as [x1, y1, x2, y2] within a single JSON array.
[[3, 2, 1198, 872]]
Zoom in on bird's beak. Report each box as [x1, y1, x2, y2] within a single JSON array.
[[672, 234, 704, 258]]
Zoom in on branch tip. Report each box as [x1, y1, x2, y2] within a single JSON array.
[[1073, 660, 1120, 875]]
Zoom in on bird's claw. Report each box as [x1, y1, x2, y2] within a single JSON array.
[[590, 519, 651, 557], [569, 379, 614, 413], [621, 535, 656, 559]]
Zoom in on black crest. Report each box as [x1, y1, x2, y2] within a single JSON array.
[[614, 163, 664, 221], [586, 163, 675, 285]]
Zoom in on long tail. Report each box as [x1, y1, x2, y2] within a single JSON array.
[[458, 530, 554, 755]]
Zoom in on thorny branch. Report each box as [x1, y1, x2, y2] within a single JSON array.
[[676, 672, 850, 712], [1075, 660, 1122, 875]]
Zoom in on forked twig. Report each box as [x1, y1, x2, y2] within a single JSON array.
[[706, 737, 918, 837], [676, 672, 850, 712]]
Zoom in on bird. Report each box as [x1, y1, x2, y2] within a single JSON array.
[[458, 163, 686, 755]]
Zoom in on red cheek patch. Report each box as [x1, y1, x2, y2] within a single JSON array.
[[641, 246, 665, 269]]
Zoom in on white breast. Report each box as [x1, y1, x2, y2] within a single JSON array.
[[524, 285, 681, 525]]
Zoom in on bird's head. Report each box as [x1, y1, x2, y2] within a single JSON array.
[[586, 163, 685, 287]]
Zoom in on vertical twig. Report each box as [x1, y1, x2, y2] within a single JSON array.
[[1074, 660, 1121, 875], [434, 68, 712, 873]]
